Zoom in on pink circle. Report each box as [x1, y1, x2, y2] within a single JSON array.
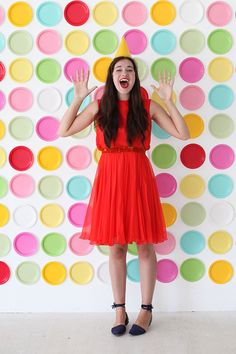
[[66, 145, 91, 170], [69, 232, 94, 255], [10, 173, 35, 197], [156, 173, 177, 197], [36, 116, 59, 141], [68, 203, 88, 227], [13, 232, 39, 256], [124, 29, 147, 54], [0, 90, 6, 110], [156, 259, 178, 283], [8, 88, 33, 112], [94, 86, 105, 100], [209, 144, 235, 169], [179, 85, 205, 110], [207, 1, 232, 26], [0, 6, 5, 25], [64, 58, 89, 82], [122, 1, 147, 26], [179, 57, 205, 83], [36, 30, 62, 54], [154, 232, 176, 255]]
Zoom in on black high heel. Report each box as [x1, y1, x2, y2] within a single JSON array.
[[111, 302, 129, 336], [129, 304, 153, 336]]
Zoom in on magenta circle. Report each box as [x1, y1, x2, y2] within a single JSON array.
[[156, 173, 177, 197], [68, 203, 88, 227], [122, 1, 147, 26], [209, 144, 235, 169], [66, 145, 91, 170], [36, 116, 59, 141], [179, 85, 205, 110], [13, 232, 39, 256], [8, 88, 33, 112], [207, 1, 232, 26], [36, 30, 62, 54], [0, 90, 6, 110], [69, 232, 94, 255], [10, 173, 35, 197], [124, 29, 147, 54], [64, 58, 89, 82], [179, 57, 205, 83], [154, 232, 176, 255], [156, 259, 178, 283]]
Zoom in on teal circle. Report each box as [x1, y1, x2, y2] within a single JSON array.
[[180, 231, 205, 255], [152, 121, 171, 139], [38, 175, 63, 199], [151, 30, 176, 55], [8, 31, 33, 55], [41, 232, 67, 256], [208, 114, 234, 138], [0, 176, 8, 197], [208, 85, 234, 110], [151, 58, 176, 81], [208, 174, 234, 198], [181, 202, 206, 226], [0, 33, 5, 52], [36, 58, 61, 83], [180, 258, 205, 282], [0, 234, 11, 256], [127, 242, 138, 255], [152, 144, 177, 168], [65, 87, 91, 108], [36, 2, 62, 27], [127, 258, 140, 282], [93, 30, 118, 54], [16, 261, 41, 285], [66, 176, 91, 200]]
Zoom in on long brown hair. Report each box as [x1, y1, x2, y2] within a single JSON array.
[[94, 56, 148, 148]]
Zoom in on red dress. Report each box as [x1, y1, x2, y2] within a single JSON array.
[[80, 99, 168, 245]]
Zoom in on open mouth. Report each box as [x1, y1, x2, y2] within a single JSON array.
[[119, 78, 129, 89]]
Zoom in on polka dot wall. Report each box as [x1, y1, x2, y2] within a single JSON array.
[[0, 0, 236, 311]]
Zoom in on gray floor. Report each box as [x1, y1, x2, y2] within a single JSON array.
[[0, 312, 236, 354]]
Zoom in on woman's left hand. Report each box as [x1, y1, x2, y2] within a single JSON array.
[[151, 70, 175, 102]]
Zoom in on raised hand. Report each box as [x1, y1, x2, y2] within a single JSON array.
[[151, 70, 175, 102], [70, 69, 97, 100]]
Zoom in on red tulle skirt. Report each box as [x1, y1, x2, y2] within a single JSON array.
[[80, 150, 168, 246]]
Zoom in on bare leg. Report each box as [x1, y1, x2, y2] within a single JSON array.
[[109, 244, 128, 325]]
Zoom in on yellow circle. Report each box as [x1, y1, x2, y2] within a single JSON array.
[[151, 91, 176, 111], [183, 114, 204, 138], [209, 260, 233, 284], [208, 57, 233, 82], [0, 147, 6, 167], [162, 203, 177, 227], [42, 261, 67, 285], [65, 31, 89, 55], [8, 2, 33, 27], [9, 58, 33, 82], [0, 120, 5, 140], [70, 261, 94, 285], [93, 57, 112, 83], [208, 231, 233, 254], [93, 1, 118, 26], [94, 147, 102, 163], [151, 1, 176, 25], [37, 146, 62, 170], [0, 204, 10, 226], [180, 174, 206, 198], [40, 203, 64, 227]]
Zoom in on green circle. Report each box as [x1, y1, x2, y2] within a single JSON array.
[[128, 242, 138, 255], [208, 114, 234, 138], [134, 57, 148, 81], [152, 144, 177, 168], [151, 58, 176, 81], [180, 258, 205, 281], [97, 245, 109, 255], [9, 116, 34, 140], [208, 29, 233, 54], [16, 261, 41, 285], [0, 177, 8, 198], [8, 30, 33, 55], [127, 258, 140, 282], [181, 202, 206, 226], [41, 233, 67, 256], [38, 175, 63, 199], [93, 30, 118, 54], [0, 234, 11, 256], [180, 29, 205, 54], [36, 58, 61, 83]]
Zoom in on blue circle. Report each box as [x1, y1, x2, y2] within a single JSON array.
[[180, 231, 205, 255], [66, 176, 91, 200], [36, 2, 62, 27], [127, 259, 140, 282], [0, 33, 5, 52], [208, 85, 234, 110], [152, 120, 171, 139], [151, 30, 176, 55], [65, 87, 91, 109], [208, 174, 234, 198]]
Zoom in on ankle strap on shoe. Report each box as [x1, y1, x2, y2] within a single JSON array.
[[111, 302, 125, 309], [141, 304, 153, 312]]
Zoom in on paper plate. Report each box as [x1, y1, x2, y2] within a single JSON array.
[[10, 173, 35, 197], [41, 232, 66, 256], [150, 1, 176, 25], [156, 173, 177, 197], [208, 174, 233, 198], [156, 259, 178, 283], [209, 260, 233, 284], [179, 85, 205, 110], [179, 57, 204, 83], [13, 232, 38, 256], [8, 30, 33, 54], [134, 58, 148, 81], [93, 57, 112, 83], [9, 116, 34, 140], [180, 29, 205, 54], [180, 143, 206, 169], [66, 176, 91, 200], [0, 6, 5, 25], [124, 29, 147, 54], [208, 231, 233, 254], [9, 58, 33, 83], [69, 261, 94, 285], [66, 145, 91, 169], [68, 202, 87, 227], [151, 58, 176, 81], [122, 1, 147, 26], [180, 202, 206, 226], [37, 146, 62, 170], [151, 144, 177, 169], [0, 176, 7, 197], [162, 203, 177, 227], [13, 204, 37, 228], [180, 174, 205, 198], [64, 57, 89, 82], [180, 230, 205, 255], [40, 204, 64, 227], [16, 262, 41, 284], [93, 29, 118, 54], [151, 30, 176, 55], [65, 30, 89, 55], [9, 146, 34, 171], [8, 2, 33, 27], [208, 85, 234, 110], [0, 262, 10, 284], [0, 33, 5, 52], [0, 148, 6, 167], [208, 114, 234, 138], [36, 116, 59, 141], [97, 261, 110, 284], [154, 232, 176, 255], [208, 57, 233, 82], [38, 175, 63, 199], [207, 29, 233, 54], [36, 30, 62, 54], [207, 1, 232, 26], [0, 61, 5, 81], [93, 1, 118, 26], [0, 234, 11, 257], [37, 87, 62, 112], [37, 2, 62, 26], [36, 58, 61, 83], [42, 262, 67, 285], [210, 202, 235, 226], [69, 232, 94, 256], [209, 144, 234, 169], [180, 258, 205, 281], [0, 119, 5, 139], [179, 0, 204, 24], [64, 1, 89, 26], [183, 113, 204, 138]]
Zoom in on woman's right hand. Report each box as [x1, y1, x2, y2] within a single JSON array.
[[70, 69, 97, 100]]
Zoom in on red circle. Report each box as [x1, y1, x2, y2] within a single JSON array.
[[0, 61, 6, 81], [64, 1, 89, 26], [9, 146, 34, 171], [0, 261, 11, 284], [180, 144, 206, 169]]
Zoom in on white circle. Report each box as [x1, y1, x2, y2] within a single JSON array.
[[179, 0, 204, 24], [13, 204, 37, 228], [210, 202, 235, 226], [97, 261, 110, 284], [37, 87, 62, 112]]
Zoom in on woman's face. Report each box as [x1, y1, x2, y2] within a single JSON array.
[[112, 59, 136, 99]]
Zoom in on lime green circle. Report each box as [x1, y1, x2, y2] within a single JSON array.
[[134, 57, 148, 81], [207, 29, 233, 54], [16, 261, 41, 284], [181, 202, 206, 226], [36, 58, 61, 83], [180, 258, 205, 281], [208, 114, 234, 138], [41, 232, 67, 256], [38, 175, 63, 199], [97, 245, 109, 255], [0, 177, 8, 198], [128, 242, 138, 255], [93, 29, 118, 54], [8, 30, 33, 54], [180, 29, 205, 54], [0, 233, 11, 256], [9, 116, 34, 140], [152, 144, 177, 168], [151, 58, 176, 81]]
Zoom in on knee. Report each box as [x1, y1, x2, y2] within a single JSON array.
[[137, 244, 155, 259], [109, 244, 127, 259]]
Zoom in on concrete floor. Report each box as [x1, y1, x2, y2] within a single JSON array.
[[0, 312, 236, 354]]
